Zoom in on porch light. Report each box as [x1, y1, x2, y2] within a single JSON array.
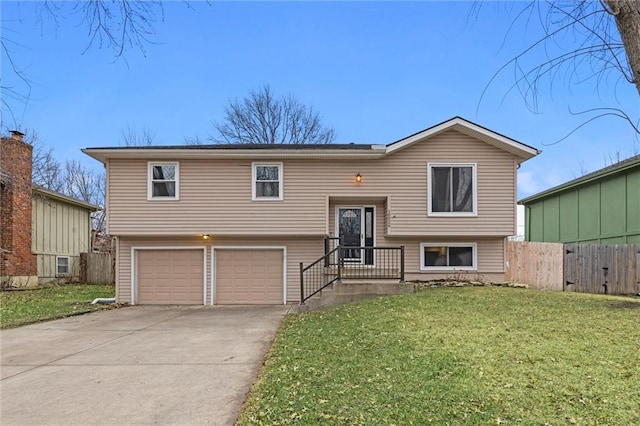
[[202, 234, 211, 240], [355, 173, 362, 183]]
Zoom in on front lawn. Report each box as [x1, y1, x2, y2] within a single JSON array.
[[239, 287, 640, 425], [0, 284, 116, 329]]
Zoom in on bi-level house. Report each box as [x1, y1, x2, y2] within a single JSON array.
[[83, 117, 539, 305]]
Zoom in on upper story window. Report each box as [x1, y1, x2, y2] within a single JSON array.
[[148, 162, 179, 200], [428, 163, 477, 216], [252, 163, 283, 201]]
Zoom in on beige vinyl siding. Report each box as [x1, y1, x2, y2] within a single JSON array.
[[117, 237, 322, 304], [32, 194, 93, 282], [399, 238, 506, 281], [117, 235, 506, 304], [107, 130, 517, 238]]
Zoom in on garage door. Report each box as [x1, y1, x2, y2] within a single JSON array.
[[215, 249, 284, 304], [137, 249, 204, 304]]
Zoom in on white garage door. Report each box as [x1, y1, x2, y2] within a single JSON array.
[[215, 249, 284, 304], [136, 249, 204, 304]]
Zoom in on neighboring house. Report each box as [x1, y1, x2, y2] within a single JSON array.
[[1, 132, 99, 287], [82, 116, 539, 305], [520, 155, 640, 244]]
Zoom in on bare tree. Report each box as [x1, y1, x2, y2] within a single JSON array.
[[475, 1, 640, 136], [1, 1, 164, 125], [120, 124, 158, 146], [606, 0, 640, 95], [64, 160, 106, 232], [212, 86, 336, 145], [30, 133, 64, 192], [2, 127, 106, 232], [1, 128, 65, 192]]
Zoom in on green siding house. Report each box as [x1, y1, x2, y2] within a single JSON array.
[[519, 155, 640, 244]]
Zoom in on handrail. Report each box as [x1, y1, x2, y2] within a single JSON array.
[[303, 246, 341, 273], [300, 244, 405, 304], [300, 246, 341, 304]]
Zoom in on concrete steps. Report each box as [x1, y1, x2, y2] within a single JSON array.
[[299, 280, 414, 312]]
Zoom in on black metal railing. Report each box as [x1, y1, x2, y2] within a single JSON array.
[[338, 246, 405, 281], [300, 246, 341, 304], [300, 244, 405, 304], [324, 237, 340, 267]]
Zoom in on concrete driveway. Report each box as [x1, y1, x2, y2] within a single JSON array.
[[1, 305, 292, 425]]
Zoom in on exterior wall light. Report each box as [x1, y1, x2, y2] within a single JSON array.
[[355, 173, 362, 183], [202, 234, 211, 240]]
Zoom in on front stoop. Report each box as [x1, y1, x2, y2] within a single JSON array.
[[298, 281, 414, 312]]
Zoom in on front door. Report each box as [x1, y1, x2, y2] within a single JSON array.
[[337, 207, 374, 265]]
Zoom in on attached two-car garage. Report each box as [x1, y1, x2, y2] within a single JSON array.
[[134, 247, 285, 305]]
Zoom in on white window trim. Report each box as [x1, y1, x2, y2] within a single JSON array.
[[252, 162, 283, 201], [56, 256, 70, 276], [147, 161, 179, 201], [419, 242, 478, 271], [427, 163, 477, 217]]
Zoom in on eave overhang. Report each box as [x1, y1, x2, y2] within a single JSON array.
[[82, 147, 387, 164], [519, 156, 640, 205]]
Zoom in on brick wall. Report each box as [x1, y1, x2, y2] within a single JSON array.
[[0, 133, 37, 279]]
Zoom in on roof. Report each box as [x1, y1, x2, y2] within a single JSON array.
[[519, 154, 640, 205], [33, 185, 101, 211], [87, 143, 376, 150], [82, 116, 540, 163], [386, 116, 540, 159]]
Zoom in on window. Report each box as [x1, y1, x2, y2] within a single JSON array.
[[57, 256, 70, 275], [428, 163, 476, 215], [420, 243, 477, 270], [148, 162, 179, 200], [252, 163, 283, 200]]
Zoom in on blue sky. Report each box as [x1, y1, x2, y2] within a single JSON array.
[[2, 1, 638, 199]]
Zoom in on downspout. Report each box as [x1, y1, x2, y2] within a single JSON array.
[[91, 297, 116, 304]]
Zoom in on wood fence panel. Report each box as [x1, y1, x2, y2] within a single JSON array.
[[505, 242, 564, 290], [80, 253, 115, 284], [565, 244, 640, 295]]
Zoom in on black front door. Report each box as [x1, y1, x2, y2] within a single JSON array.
[[338, 207, 374, 265]]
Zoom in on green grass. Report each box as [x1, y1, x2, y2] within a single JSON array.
[[238, 287, 640, 425], [0, 284, 116, 329]]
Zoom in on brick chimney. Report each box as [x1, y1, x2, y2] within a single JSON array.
[[0, 131, 38, 287]]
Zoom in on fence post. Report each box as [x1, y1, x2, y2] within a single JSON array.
[[400, 245, 405, 282], [324, 238, 330, 267], [299, 262, 305, 305], [337, 247, 342, 283]]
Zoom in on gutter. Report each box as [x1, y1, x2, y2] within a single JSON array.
[[519, 160, 639, 205]]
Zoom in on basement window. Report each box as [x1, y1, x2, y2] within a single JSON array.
[[420, 243, 477, 271], [57, 256, 70, 275]]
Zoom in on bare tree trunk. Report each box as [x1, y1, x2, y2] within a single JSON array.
[[606, 0, 640, 95]]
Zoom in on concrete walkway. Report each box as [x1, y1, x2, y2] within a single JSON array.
[[0, 305, 292, 425]]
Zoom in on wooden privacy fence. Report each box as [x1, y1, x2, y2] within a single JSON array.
[[505, 242, 564, 291], [564, 244, 640, 295], [80, 253, 115, 284], [506, 242, 640, 295]]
